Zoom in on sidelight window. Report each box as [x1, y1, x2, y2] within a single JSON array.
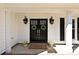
[[72, 19, 75, 39], [60, 18, 65, 41]]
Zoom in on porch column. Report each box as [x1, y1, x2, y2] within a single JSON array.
[[66, 11, 72, 53], [5, 9, 11, 54]]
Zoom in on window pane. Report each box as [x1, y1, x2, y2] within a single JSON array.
[[72, 19, 75, 28], [60, 18, 65, 41], [72, 19, 75, 39], [77, 18, 79, 41]]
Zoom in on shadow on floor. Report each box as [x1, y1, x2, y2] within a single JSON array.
[[72, 44, 79, 53]]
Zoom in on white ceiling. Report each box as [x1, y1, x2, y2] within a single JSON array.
[[1, 3, 79, 14]]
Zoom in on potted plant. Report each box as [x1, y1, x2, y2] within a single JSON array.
[[48, 40, 54, 47], [22, 41, 28, 47]]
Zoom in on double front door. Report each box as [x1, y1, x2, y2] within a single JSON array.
[[30, 19, 47, 43]]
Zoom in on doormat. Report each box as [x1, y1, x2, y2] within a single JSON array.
[[28, 43, 48, 49]]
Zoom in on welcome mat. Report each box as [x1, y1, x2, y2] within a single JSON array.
[[28, 43, 48, 49]]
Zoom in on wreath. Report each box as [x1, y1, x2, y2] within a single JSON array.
[[31, 25, 36, 30], [41, 25, 46, 30]]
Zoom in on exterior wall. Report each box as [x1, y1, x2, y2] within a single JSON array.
[[0, 8, 18, 54], [5, 10, 18, 49], [0, 8, 5, 54], [15, 13, 66, 44], [10, 13, 18, 47]]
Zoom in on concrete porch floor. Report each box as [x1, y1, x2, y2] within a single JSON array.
[[11, 44, 46, 55], [2, 43, 57, 55]]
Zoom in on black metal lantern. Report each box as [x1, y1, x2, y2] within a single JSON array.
[[23, 16, 28, 24], [49, 16, 54, 24]]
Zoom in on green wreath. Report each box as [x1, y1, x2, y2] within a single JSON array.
[[41, 25, 46, 30], [31, 25, 36, 30]]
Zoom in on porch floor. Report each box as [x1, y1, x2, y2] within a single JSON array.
[[3, 43, 57, 55], [12, 44, 46, 55]]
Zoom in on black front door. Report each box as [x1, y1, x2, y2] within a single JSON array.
[[30, 19, 47, 43]]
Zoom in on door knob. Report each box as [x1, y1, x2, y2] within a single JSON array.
[[37, 30, 40, 33]]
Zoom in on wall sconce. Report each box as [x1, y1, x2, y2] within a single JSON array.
[[23, 16, 28, 24], [49, 16, 54, 24]]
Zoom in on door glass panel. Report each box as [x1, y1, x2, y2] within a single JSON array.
[[60, 18, 65, 41], [31, 20, 37, 25], [77, 18, 79, 41], [72, 19, 75, 39], [40, 20, 46, 25]]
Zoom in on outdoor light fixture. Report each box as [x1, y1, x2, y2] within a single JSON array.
[[49, 16, 54, 24], [23, 16, 28, 24]]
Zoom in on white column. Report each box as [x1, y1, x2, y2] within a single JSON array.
[[66, 11, 72, 53], [5, 9, 11, 54]]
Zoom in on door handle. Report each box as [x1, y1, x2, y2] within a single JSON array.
[[37, 30, 40, 33]]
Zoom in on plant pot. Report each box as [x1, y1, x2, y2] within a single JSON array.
[[24, 44, 27, 47]]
